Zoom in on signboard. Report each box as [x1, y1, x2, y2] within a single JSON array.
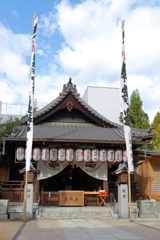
[[59, 191, 84, 206]]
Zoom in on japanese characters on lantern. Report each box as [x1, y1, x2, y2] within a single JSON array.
[[66, 148, 73, 162], [33, 147, 41, 161], [108, 149, 114, 163], [84, 149, 91, 162], [58, 148, 65, 162], [123, 150, 128, 162], [50, 148, 57, 161], [100, 149, 107, 162], [76, 148, 84, 162], [41, 148, 49, 162], [115, 149, 123, 163], [92, 149, 99, 162], [16, 147, 25, 161]]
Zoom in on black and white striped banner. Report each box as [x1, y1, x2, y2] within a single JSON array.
[[121, 20, 134, 173], [26, 12, 38, 172]]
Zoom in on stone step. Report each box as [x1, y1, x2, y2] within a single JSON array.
[[40, 207, 112, 220]]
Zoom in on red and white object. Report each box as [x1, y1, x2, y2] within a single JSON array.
[[76, 148, 84, 162], [84, 149, 91, 162]]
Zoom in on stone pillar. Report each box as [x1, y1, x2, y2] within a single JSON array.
[[26, 184, 33, 219], [118, 184, 129, 218]]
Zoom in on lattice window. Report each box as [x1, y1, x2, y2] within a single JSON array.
[[138, 161, 149, 197], [151, 162, 160, 195]]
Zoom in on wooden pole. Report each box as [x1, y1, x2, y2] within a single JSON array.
[[128, 172, 133, 221], [23, 171, 28, 222]]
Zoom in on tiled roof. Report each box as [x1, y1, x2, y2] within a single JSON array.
[[23, 78, 121, 128], [7, 124, 153, 142]]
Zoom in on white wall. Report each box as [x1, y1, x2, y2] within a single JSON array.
[[83, 86, 120, 124]]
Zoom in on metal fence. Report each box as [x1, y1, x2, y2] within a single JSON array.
[[0, 101, 45, 116]]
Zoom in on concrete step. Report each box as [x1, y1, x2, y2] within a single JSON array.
[[40, 207, 112, 220]]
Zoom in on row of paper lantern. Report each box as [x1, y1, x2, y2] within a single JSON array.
[[16, 147, 128, 163]]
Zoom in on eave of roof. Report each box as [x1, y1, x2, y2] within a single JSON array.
[[22, 79, 121, 128], [135, 150, 160, 157], [2, 124, 153, 145]]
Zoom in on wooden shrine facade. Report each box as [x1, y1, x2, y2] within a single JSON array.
[[134, 151, 160, 200], [0, 79, 155, 205]]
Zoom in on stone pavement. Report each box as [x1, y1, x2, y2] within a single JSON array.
[[4, 218, 160, 240], [0, 221, 23, 240]]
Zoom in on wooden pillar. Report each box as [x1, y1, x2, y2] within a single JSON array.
[[103, 180, 108, 192], [34, 177, 40, 203]]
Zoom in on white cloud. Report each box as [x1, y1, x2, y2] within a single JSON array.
[[39, 12, 57, 36], [11, 10, 19, 17], [53, 0, 160, 122], [0, 23, 31, 103], [1, 0, 160, 124]]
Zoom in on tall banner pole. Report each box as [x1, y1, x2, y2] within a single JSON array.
[[121, 20, 134, 221], [23, 12, 38, 222]]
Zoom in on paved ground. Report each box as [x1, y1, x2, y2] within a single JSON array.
[[0, 221, 23, 240], [1, 218, 160, 240]]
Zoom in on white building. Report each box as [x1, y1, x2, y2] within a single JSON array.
[[83, 86, 120, 124]]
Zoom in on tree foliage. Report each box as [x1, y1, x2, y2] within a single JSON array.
[[33, 99, 39, 113], [149, 111, 160, 150], [119, 89, 150, 129], [0, 116, 22, 143], [129, 89, 150, 129]]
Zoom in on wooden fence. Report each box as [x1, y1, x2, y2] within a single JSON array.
[[1, 181, 25, 202], [1, 181, 139, 205]]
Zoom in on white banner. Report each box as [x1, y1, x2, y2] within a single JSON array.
[[26, 13, 38, 172], [121, 20, 134, 173]]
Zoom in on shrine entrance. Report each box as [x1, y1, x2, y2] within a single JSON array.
[[40, 165, 104, 206], [40, 165, 103, 192]]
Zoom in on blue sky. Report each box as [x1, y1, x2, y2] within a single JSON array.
[[0, 0, 160, 123]]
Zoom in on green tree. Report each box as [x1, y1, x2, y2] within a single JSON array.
[[149, 111, 160, 150], [119, 89, 150, 129], [119, 112, 123, 124], [129, 89, 150, 129], [0, 116, 22, 143], [33, 99, 39, 113]]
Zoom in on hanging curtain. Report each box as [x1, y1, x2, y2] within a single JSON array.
[[37, 160, 69, 180], [77, 161, 107, 181]]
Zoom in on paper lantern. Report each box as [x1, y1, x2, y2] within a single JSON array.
[[58, 148, 65, 162], [66, 148, 73, 162], [92, 149, 99, 162], [84, 149, 91, 162], [76, 148, 83, 162], [41, 148, 49, 162], [16, 147, 25, 161], [50, 148, 57, 161], [33, 147, 41, 161], [100, 149, 107, 162], [24, 147, 32, 160], [107, 149, 114, 163], [123, 150, 128, 162], [115, 149, 122, 163]]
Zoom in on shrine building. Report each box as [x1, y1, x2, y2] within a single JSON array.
[[0, 78, 155, 208]]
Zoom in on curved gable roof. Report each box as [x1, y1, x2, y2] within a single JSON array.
[[27, 78, 122, 128]]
